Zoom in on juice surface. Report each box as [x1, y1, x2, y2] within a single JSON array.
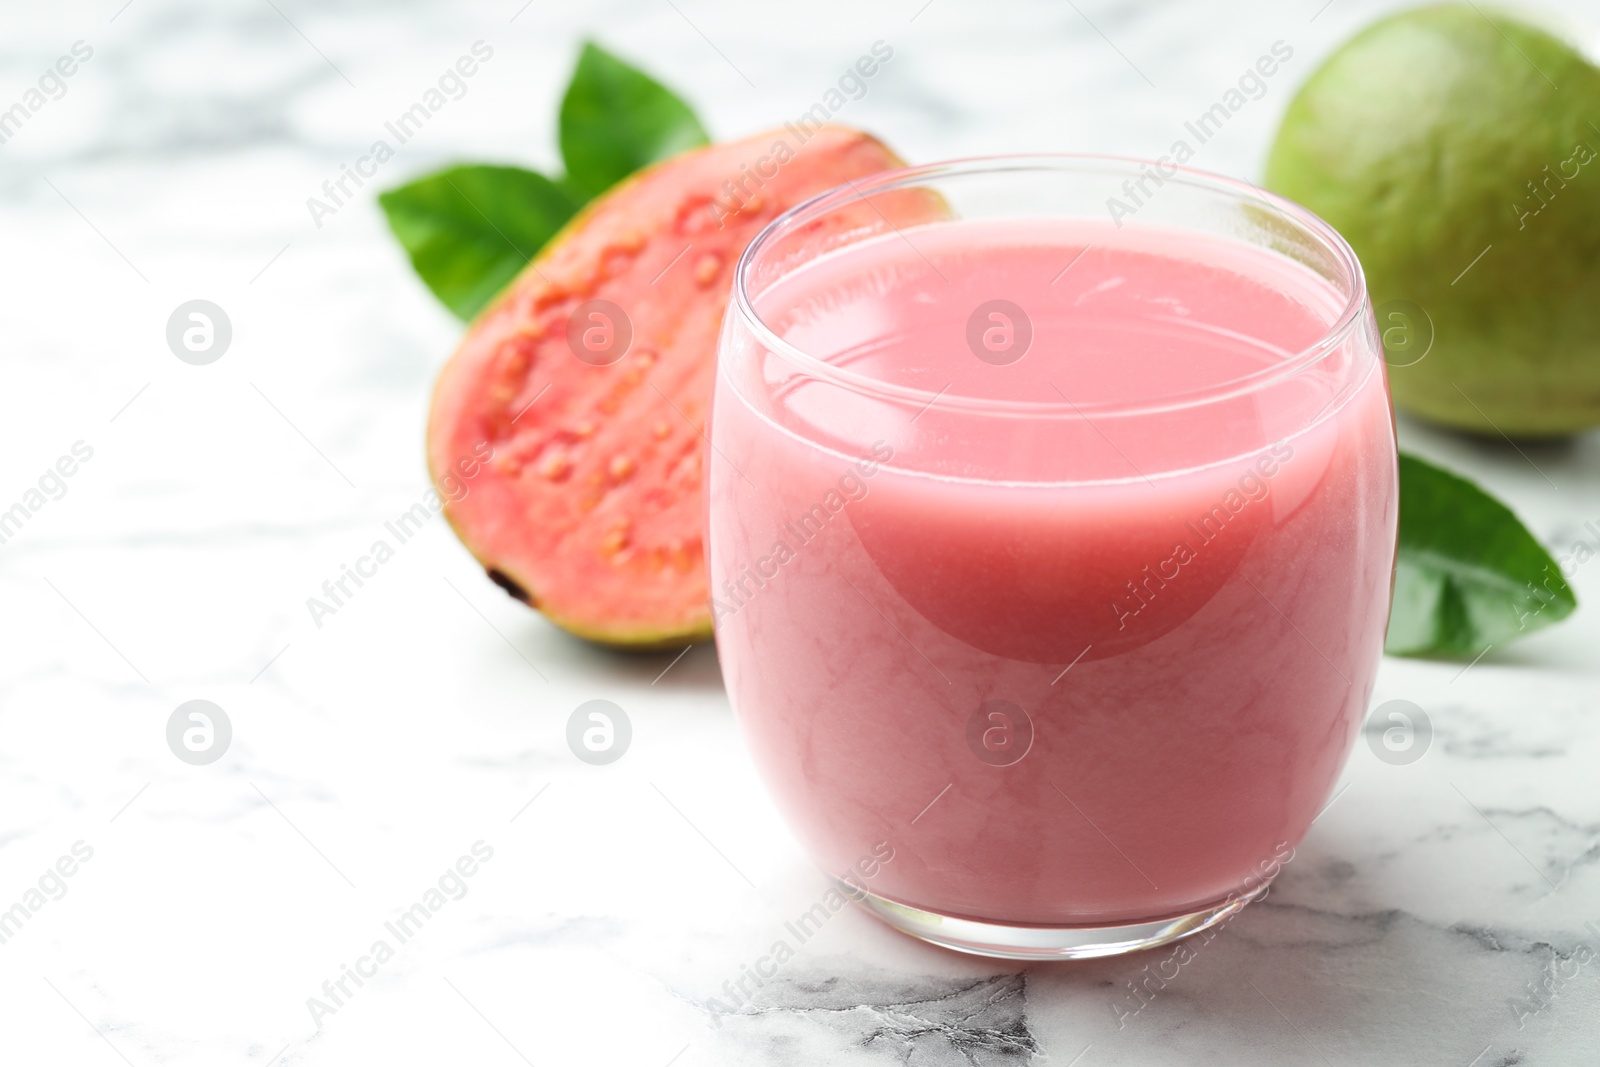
[[710, 217, 1397, 924]]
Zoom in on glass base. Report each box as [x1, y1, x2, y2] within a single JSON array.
[[841, 881, 1269, 960]]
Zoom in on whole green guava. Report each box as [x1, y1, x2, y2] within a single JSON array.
[[1266, 4, 1600, 437]]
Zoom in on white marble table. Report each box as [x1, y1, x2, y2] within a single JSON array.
[[3, 0, 1599, 1063]]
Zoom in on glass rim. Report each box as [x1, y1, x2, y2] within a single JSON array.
[[730, 152, 1370, 419]]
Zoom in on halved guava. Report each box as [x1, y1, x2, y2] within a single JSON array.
[[428, 126, 907, 649]]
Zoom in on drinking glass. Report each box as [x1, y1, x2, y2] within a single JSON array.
[[708, 156, 1397, 959]]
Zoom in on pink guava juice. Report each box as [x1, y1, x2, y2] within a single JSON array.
[[709, 202, 1397, 935]]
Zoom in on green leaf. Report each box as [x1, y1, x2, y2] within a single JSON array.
[[1386, 452, 1576, 657], [559, 41, 710, 199], [378, 164, 579, 321]]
